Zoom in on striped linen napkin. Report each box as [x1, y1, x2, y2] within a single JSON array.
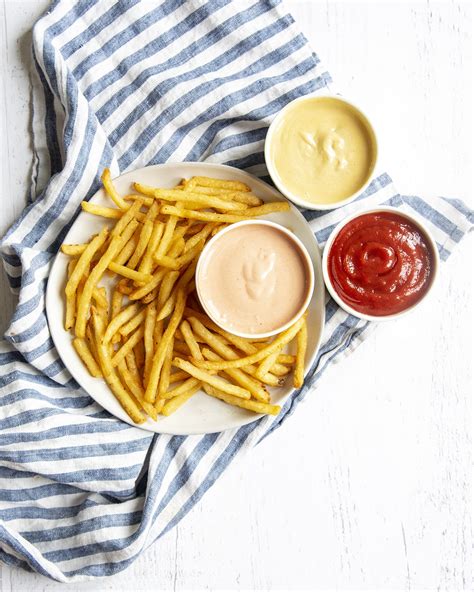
[[0, 0, 472, 582]]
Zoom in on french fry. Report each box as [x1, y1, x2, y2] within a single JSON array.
[[61, 243, 88, 256], [190, 176, 250, 192], [65, 228, 109, 332], [134, 184, 247, 211], [201, 348, 269, 403], [101, 168, 128, 210], [119, 309, 146, 336], [160, 377, 200, 400], [158, 337, 174, 397], [193, 316, 305, 371], [160, 202, 289, 224], [81, 201, 123, 219], [294, 319, 308, 388], [103, 303, 141, 343], [73, 338, 102, 378], [144, 288, 187, 403], [161, 383, 201, 416], [255, 350, 281, 382], [127, 219, 153, 270], [113, 232, 138, 266], [138, 221, 164, 276], [107, 262, 153, 284], [112, 326, 145, 368], [117, 359, 158, 421], [144, 301, 157, 385], [111, 199, 144, 237], [173, 358, 251, 400], [155, 215, 178, 258], [169, 370, 191, 384], [128, 268, 167, 301], [154, 240, 204, 270], [180, 320, 203, 361], [186, 185, 262, 206], [203, 385, 280, 416]]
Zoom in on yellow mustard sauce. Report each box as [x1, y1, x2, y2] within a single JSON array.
[[269, 96, 377, 205]]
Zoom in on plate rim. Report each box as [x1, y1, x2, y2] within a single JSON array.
[[46, 162, 325, 435]]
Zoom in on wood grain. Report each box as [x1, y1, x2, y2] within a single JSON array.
[[0, 1, 471, 590]]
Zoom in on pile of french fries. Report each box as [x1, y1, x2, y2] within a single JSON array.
[[61, 169, 308, 424]]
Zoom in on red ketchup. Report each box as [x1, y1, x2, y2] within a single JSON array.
[[327, 212, 435, 316]]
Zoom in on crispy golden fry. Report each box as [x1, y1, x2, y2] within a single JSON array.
[[144, 288, 187, 403], [169, 370, 190, 384], [74, 220, 137, 338], [158, 337, 174, 397], [201, 348, 269, 403], [126, 351, 142, 389], [187, 186, 262, 206], [185, 308, 291, 378], [294, 319, 307, 388], [153, 318, 163, 349], [203, 384, 280, 416], [190, 176, 250, 192], [155, 215, 178, 258], [111, 289, 123, 318], [180, 320, 203, 360], [255, 350, 281, 382], [112, 199, 144, 237], [187, 317, 267, 385], [135, 339, 145, 369], [101, 168, 128, 210], [161, 383, 201, 416], [73, 338, 102, 378], [65, 260, 78, 330], [134, 184, 248, 211], [81, 201, 123, 219], [119, 309, 147, 337], [156, 270, 180, 306], [127, 219, 153, 270], [194, 316, 305, 371], [117, 359, 158, 420], [107, 262, 153, 283], [154, 240, 204, 270], [183, 223, 215, 252], [160, 201, 289, 223], [113, 233, 138, 266], [144, 301, 157, 385], [128, 268, 167, 301], [112, 325, 145, 368], [160, 377, 200, 400], [65, 228, 109, 332], [61, 243, 88, 256], [141, 287, 158, 304], [92, 286, 108, 310], [173, 358, 251, 399], [138, 221, 164, 276], [125, 193, 154, 207], [103, 303, 141, 343]]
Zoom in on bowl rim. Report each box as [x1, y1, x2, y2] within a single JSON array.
[[321, 205, 440, 322], [264, 93, 379, 211], [195, 219, 315, 339]]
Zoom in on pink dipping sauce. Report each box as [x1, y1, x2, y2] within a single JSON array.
[[197, 223, 311, 335]]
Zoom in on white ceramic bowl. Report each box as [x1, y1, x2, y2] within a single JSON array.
[[321, 206, 439, 322], [195, 219, 315, 339], [264, 94, 378, 211]]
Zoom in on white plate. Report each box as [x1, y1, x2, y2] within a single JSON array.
[[46, 163, 325, 435]]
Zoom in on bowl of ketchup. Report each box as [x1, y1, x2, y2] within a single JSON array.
[[322, 207, 439, 321]]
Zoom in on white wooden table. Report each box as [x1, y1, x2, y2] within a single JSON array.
[[0, 1, 472, 590]]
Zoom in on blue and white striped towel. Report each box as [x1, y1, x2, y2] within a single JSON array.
[[0, 0, 472, 582]]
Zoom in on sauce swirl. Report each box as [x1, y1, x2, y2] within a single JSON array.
[[327, 212, 434, 316]]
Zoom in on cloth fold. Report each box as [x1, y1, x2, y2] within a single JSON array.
[[0, 0, 472, 582]]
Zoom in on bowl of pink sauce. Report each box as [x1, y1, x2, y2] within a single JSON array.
[[195, 220, 315, 339]]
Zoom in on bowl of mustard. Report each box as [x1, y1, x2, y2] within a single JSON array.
[[265, 94, 378, 210]]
